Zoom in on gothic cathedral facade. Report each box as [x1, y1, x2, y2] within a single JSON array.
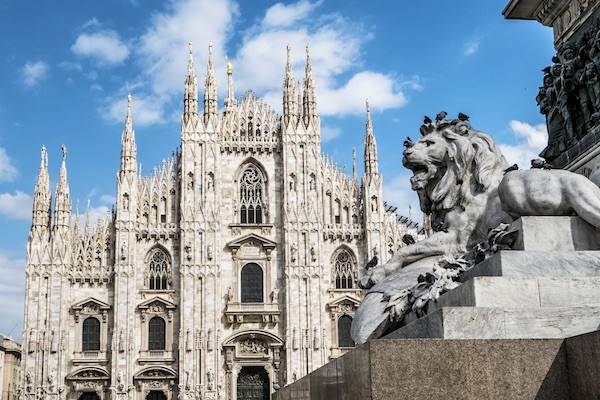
[[21, 44, 421, 400]]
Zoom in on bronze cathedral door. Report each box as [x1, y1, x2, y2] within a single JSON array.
[[236, 366, 269, 400]]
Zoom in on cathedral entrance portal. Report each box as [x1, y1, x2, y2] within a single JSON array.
[[236, 366, 269, 400], [146, 391, 167, 400]]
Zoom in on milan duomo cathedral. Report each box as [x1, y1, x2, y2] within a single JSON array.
[[21, 44, 422, 400]]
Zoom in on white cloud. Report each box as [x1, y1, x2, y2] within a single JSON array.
[[0, 148, 18, 182], [318, 71, 407, 116], [137, 0, 238, 95], [21, 61, 49, 88], [0, 191, 32, 220], [499, 120, 548, 168], [263, 0, 320, 28], [463, 38, 480, 57], [100, 194, 116, 204], [0, 249, 25, 339], [71, 31, 130, 66], [321, 125, 341, 142]]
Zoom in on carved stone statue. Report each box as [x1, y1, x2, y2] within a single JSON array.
[[352, 114, 600, 344]]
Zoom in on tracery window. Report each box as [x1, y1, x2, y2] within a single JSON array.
[[334, 250, 355, 289], [82, 317, 101, 351], [148, 317, 166, 350], [337, 315, 355, 348], [240, 166, 264, 224], [148, 248, 169, 290], [241, 263, 263, 303]]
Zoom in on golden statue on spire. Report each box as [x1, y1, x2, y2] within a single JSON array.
[[226, 57, 233, 75]]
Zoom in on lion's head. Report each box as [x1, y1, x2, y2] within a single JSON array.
[[402, 117, 508, 216]]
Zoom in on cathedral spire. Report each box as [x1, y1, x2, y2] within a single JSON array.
[[283, 45, 297, 127], [363, 100, 379, 175], [203, 43, 218, 125], [183, 41, 199, 126], [352, 148, 358, 182], [120, 94, 137, 174], [53, 145, 72, 230], [31, 145, 52, 228], [224, 57, 236, 110], [302, 45, 318, 126]]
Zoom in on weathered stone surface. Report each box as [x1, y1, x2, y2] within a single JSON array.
[[511, 216, 600, 251], [461, 250, 600, 282], [386, 306, 600, 340], [274, 337, 577, 399]]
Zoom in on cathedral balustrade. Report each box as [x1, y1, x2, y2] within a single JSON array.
[[224, 302, 280, 324], [323, 224, 363, 241]]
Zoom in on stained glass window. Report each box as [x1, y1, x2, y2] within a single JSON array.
[[148, 317, 166, 350], [241, 263, 263, 303], [334, 250, 355, 289], [148, 249, 169, 290], [240, 166, 264, 224], [82, 317, 100, 351], [338, 315, 355, 348]]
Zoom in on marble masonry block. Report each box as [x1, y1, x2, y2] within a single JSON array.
[[274, 337, 572, 399], [385, 306, 600, 340], [460, 250, 600, 282], [427, 276, 600, 312], [511, 216, 600, 251]]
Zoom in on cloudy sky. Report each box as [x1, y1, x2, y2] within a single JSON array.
[[0, 0, 554, 340]]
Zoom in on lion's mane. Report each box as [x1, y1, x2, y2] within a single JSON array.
[[409, 121, 509, 216]]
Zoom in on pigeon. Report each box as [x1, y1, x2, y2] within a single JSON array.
[[403, 137, 414, 148], [531, 159, 553, 169], [435, 111, 447, 122], [504, 164, 519, 173], [458, 112, 469, 121], [431, 220, 449, 233], [424, 115, 432, 124], [273, 383, 281, 390], [402, 234, 416, 245], [365, 256, 378, 270]]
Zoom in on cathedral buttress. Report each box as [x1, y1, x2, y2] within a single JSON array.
[[361, 100, 384, 263], [114, 94, 139, 384]]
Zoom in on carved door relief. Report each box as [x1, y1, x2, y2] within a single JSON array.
[[236, 367, 269, 400], [223, 331, 283, 399]]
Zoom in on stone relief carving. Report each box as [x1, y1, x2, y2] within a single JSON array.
[[538, 20, 600, 162], [353, 114, 600, 344], [239, 338, 268, 354]]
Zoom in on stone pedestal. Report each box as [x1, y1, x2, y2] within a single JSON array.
[[274, 216, 600, 399]]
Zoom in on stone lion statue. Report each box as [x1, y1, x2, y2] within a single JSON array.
[[352, 115, 600, 344]]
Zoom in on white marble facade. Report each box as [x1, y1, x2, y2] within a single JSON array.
[[21, 44, 421, 400]]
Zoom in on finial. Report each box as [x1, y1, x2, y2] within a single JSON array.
[[61, 144, 67, 161], [366, 99, 370, 115], [226, 57, 233, 75], [189, 41, 193, 56], [306, 44, 310, 61], [127, 93, 131, 110], [41, 145, 48, 168], [208, 42, 212, 57]]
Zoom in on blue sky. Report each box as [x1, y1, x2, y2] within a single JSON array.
[[0, 0, 555, 340]]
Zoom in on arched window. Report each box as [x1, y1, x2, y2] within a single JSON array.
[[148, 317, 166, 350], [338, 315, 355, 348], [240, 166, 264, 224], [82, 317, 100, 351], [148, 249, 169, 290], [240, 263, 263, 303], [334, 250, 355, 289]]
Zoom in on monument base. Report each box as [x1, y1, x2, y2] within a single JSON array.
[[274, 216, 600, 399], [273, 331, 600, 400]]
